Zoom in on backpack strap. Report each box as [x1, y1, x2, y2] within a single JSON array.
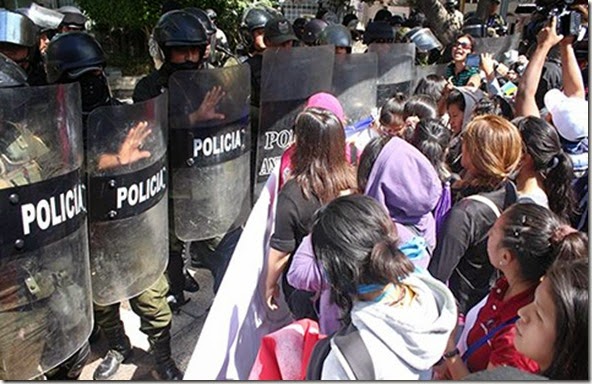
[[333, 323, 375, 380], [465, 194, 502, 218], [305, 322, 375, 380], [305, 335, 332, 380]]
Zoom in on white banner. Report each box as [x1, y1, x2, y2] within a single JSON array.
[[183, 165, 292, 380]]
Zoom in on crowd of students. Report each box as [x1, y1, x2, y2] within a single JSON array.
[[251, 11, 589, 381]]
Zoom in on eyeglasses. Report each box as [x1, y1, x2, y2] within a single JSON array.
[[454, 41, 471, 50]]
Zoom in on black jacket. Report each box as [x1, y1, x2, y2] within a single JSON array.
[[428, 182, 518, 314]]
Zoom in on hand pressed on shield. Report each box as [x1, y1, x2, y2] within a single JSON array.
[[189, 85, 226, 124], [96, 121, 152, 170]]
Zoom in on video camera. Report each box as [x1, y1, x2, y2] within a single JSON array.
[[519, 0, 586, 54], [534, 0, 583, 37]]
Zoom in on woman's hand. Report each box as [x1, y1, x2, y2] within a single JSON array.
[[265, 283, 280, 311], [480, 52, 496, 80], [536, 16, 564, 49]]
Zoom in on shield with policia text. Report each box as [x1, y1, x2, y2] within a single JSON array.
[[0, 83, 92, 380], [255, 45, 335, 198], [331, 52, 378, 126], [169, 64, 251, 241], [368, 42, 416, 107], [86, 92, 168, 305]]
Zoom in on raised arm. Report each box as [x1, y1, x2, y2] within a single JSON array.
[[515, 17, 563, 117], [559, 35, 586, 98]]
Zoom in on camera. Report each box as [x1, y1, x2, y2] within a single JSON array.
[[535, 0, 583, 37], [519, 0, 586, 54]]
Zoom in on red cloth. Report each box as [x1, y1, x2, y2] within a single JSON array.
[[248, 318, 326, 380], [465, 277, 540, 374]]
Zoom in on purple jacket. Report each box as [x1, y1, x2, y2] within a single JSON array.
[[364, 137, 442, 250]]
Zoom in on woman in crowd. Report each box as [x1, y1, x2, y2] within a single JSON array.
[[278, 92, 348, 190], [436, 203, 587, 379], [401, 94, 438, 141], [513, 116, 577, 222], [428, 115, 522, 315], [445, 87, 484, 174], [287, 134, 437, 335], [377, 93, 407, 136], [408, 119, 453, 235], [414, 74, 448, 118], [307, 194, 456, 379], [445, 34, 481, 87], [514, 258, 589, 380], [264, 107, 356, 318]]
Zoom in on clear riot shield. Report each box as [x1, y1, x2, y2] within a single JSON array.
[[169, 64, 251, 242], [86, 92, 168, 305], [255, 45, 335, 198], [0, 83, 92, 380], [473, 34, 521, 61], [413, 63, 449, 92], [368, 43, 416, 107], [331, 52, 378, 126]]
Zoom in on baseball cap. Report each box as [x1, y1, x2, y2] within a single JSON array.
[[305, 92, 345, 123], [544, 88, 589, 142], [264, 17, 298, 45]]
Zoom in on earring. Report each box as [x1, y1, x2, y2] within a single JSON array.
[[499, 261, 504, 266]]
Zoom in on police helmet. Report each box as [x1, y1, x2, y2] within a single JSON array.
[[363, 21, 395, 45], [292, 17, 310, 40], [154, 10, 208, 50], [0, 52, 28, 88], [318, 24, 352, 49], [0, 9, 38, 48], [185, 7, 216, 36], [16, 4, 64, 34], [302, 19, 328, 45], [239, 7, 274, 48], [45, 32, 106, 83], [374, 9, 392, 23], [57, 5, 87, 30]]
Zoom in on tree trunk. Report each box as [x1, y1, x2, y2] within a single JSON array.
[[413, 0, 462, 46]]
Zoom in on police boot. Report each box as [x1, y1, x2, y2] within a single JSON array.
[[93, 327, 133, 380], [150, 330, 183, 380], [182, 242, 200, 292]]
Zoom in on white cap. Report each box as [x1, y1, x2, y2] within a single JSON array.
[[543, 88, 589, 142]]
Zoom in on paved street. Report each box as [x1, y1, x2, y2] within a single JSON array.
[[79, 268, 215, 380]]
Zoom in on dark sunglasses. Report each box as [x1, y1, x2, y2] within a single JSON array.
[[454, 41, 471, 50]]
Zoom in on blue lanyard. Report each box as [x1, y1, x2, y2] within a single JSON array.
[[462, 315, 519, 363]]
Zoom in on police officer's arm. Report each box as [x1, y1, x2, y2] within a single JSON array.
[[515, 17, 563, 117], [97, 121, 151, 170], [188, 86, 226, 124], [559, 35, 585, 98]]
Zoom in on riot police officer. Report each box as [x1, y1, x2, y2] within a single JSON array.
[[45, 32, 183, 381], [238, 6, 274, 109], [56, 5, 87, 32], [0, 52, 93, 381], [0, 9, 46, 85], [133, 10, 219, 310], [184, 7, 239, 68], [318, 24, 353, 54], [301, 18, 328, 46]]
